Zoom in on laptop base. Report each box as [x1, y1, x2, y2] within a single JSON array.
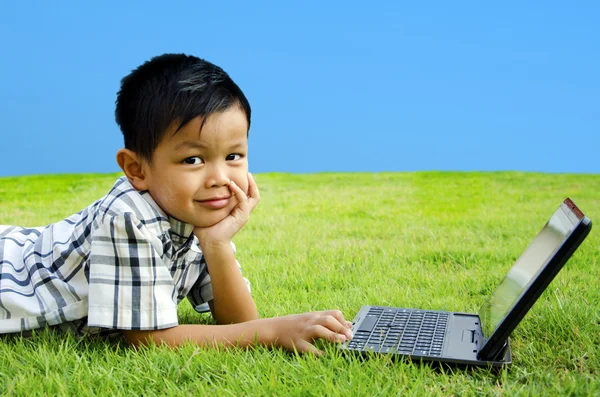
[[341, 306, 512, 367]]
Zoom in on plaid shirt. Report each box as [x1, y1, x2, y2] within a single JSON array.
[[0, 176, 248, 335]]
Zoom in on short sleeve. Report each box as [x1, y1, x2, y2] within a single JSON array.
[[87, 213, 178, 330], [187, 241, 251, 312]]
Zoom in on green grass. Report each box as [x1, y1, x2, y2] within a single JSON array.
[[1, 171, 599, 396]]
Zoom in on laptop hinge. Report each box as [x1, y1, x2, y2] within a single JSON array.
[[485, 339, 510, 361]]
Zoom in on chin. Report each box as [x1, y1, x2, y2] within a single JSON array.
[[195, 211, 231, 228], [194, 219, 219, 228]]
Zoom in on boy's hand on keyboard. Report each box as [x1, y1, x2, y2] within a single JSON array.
[[266, 311, 353, 355]]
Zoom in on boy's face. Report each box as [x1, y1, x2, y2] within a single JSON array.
[[142, 107, 250, 228]]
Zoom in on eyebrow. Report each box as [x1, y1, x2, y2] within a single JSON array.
[[174, 141, 247, 151]]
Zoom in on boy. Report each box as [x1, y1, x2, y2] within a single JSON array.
[[0, 53, 352, 354]]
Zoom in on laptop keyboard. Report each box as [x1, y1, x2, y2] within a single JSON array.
[[347, 307, 449, 356]]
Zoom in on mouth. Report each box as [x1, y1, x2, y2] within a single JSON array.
[[196, 196, 231, 210]]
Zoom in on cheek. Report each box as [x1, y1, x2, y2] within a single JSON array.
[[152, 186, 176, 211], [154, 181, 187, 208], [162, 186, 178, 202], [231, 170, 249, 195], [236, 177, 249, 195]]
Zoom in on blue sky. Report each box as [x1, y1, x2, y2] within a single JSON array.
[[0, 2, 598, 177]]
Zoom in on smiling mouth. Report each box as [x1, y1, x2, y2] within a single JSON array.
[[196, 197, 231, 209]]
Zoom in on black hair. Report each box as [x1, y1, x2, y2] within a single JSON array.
[[115, 53, 251, 162]]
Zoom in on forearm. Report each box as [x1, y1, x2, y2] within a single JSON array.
[[202, 242, 258, 324], [123, 310, 354, 354], [123, 319, 274, 348]]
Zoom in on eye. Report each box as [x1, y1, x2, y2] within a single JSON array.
[[226, 153, 243, 161], [183, 156, 203, 165]]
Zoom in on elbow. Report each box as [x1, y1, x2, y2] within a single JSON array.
[[245, 310, 260, 322], [209, 300, 259, 324], [232, 312, 259, 324]]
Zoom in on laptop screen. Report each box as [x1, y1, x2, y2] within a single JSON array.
[[478, 201, 583, 339]]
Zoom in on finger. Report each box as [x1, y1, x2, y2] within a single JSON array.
[[317, 315, 352, 339], [228, 180, 248, 210], [309, 324, 348, 345], [247, 172, 260, 202], [321, 310, 350, 328]]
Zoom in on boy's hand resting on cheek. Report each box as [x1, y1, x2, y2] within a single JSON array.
[[194, 172, 260, 250]]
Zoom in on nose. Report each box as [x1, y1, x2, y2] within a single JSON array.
[[204, 163, 230, 188]]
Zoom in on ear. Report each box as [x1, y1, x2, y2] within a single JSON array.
[[116, 148, 150, 191]]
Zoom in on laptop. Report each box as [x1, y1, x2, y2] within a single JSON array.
[[340, 198, 592, 367]]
